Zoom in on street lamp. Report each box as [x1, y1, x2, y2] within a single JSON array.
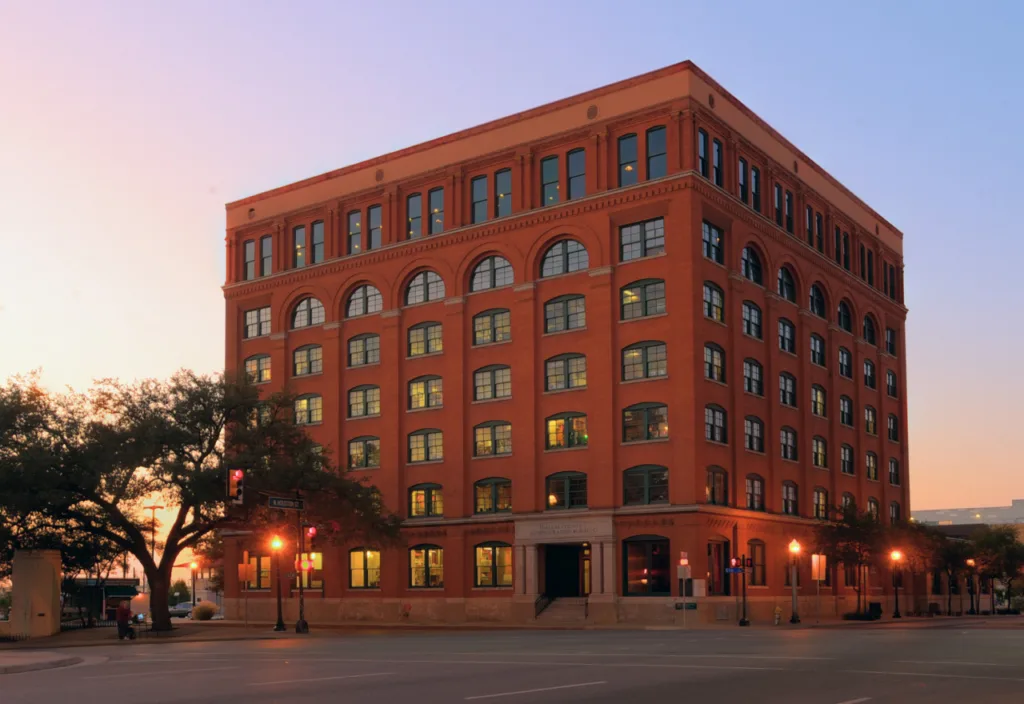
[[270, 535, 286, 632], [890, 550, 903, 618], [966, 558, 977, 614], [788, 539, 801, 624], [190, 561, 199, 608]]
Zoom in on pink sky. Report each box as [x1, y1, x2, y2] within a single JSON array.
[[1, 2, 1021, 512]]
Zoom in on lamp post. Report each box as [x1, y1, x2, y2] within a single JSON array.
[[788, 539, 801, 624], [890, 550, 903, 618], [966, 558, 977, 614], [271, 535, 286, 632], [143, 504, 164, 593], [190, 561, 199, 608]]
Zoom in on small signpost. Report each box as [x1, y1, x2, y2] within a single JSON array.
[[267, 497, 304, 511]]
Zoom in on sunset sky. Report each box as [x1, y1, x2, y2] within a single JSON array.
[[1, 1, 1021, 511]]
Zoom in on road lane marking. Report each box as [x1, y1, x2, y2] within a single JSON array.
[[443, 651, 834, 661], [291, 657, 784, 672], [897, 660, 1018, 667], [249, 672, 393, 686], [465, 681, 606, 700], [835, 698, 871, 704], [85, 666, 241, 680], [847, 670, 1024, 683]]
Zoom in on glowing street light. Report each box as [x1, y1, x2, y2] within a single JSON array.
[[788, 540, 801, 624], [189, 561, 199, 607], [890, 549, 904, 618], [270, 535, 286, 632]]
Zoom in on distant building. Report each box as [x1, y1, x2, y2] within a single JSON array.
[[912, 500, 1024, 526]]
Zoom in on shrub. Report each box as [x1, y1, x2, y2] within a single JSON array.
[[192, 602, 217, 621], [842, 611, 880, 621]]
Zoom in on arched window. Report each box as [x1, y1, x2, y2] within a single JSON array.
[[782, 481, 798, 515], [409, 483, 443, 518], [473, 365, 511, 401], [809, 285, 826, 317], [810, 334, 826, 366], [474, 542, 513, 587], [812, 436, 828, 468], [408, 428, 443, 463], [866, 451, 878, 481], [811, 385, 827, 417], [840, 396, 853, 426], [623, 465, 668, 506], [704, 404, 726, 443], [544, 294, 586, 333], [842, 493, 856, 513], [244, 354, 271, 384], [888, 414, 900, 442], [348, 436, 380, 470], [889, 458, 901, 486], [346, 284, 383, 318], [837, 301, 853, 332], [474, 478, 512, 514], [702, 221, 724, 263], [862, 316, 877, 345], [623, 535, 670, 596], [838, 347, 852, 378], [473, 309, 511, 345], [409, 544, 443, 588], [292, 345, 321, 377], [292, 297, 326, 329], [405, 270, 446, 305], [868, 498, 880, 521], [703, 282, 724, 322], [294, 394, 322, 425], [864, 359, 877, 388], [744, 416, 764, 452], [748, 540, 766, 585], [778, 318, 795, 353], [626, 341, 668, 381], [702, 343, 724, 382], [887, 370, 898, 397], [813, 488, 829, 519], [348, 333, 380, 367], [777, 266, 796, 302], [546, 471, 587, 510], [743, 358, 763, 395], [745, 474, 765, 511], [740, 246, 763, 284], [408, 375, 443, 410], [890, 502, 902, 525], [408, 322, 443, 357], [706, 467, 728, 505], [624, 402, 669, 442], [840, 444, 854, 474], [348, 385, 380, 418], [545, 412, 588, 449], [779, 372, 796, 407], [349, 548, 381, 589], [621, 279, 666, 319], [780, 427, 798, 461], [742, 301, 762, 339], [545, 353, 586, 391], [540, 239, 589, 277], [474, 420, 512, 456], [470, 255, 514, 291]]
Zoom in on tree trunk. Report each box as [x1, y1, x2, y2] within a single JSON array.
[[149, 574, 172, 631], [1005, 578, 1014, 614]]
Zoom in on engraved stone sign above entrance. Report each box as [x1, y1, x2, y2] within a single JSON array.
[[514, 515, 614, 545]]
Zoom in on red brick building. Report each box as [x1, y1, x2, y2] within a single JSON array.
[[221, 61, 908, 624]]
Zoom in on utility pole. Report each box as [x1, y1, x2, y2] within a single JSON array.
[[295, 495, 309, 634]]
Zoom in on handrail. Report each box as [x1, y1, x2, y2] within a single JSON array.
[[534, 594, 551, 618]]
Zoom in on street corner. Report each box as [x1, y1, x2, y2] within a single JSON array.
[[0, 651, 85, 675]]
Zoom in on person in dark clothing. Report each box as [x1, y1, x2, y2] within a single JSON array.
[[115, 601, 135, 640]]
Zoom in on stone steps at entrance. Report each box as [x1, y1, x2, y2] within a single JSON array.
[[537, 598, 588, 623]]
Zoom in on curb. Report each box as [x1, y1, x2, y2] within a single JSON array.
[[0, 656, 83, 675]]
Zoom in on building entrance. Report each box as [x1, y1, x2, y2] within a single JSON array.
[[543, 544, 591, 598]]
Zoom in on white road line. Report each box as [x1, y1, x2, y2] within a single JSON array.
[[249, 671, 393, 686], [85, 666, 241, 680], [465, 681, 607, 700], [847, 669, 1024, 683], [835, 698, 871, 704], [443, 651, 834, 661], [294, 657, 784, 672], [897, 660, 1017, 668]]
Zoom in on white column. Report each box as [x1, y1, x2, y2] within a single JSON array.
[[524, 545, 539, 597], [602, 542, 616, 597], [590, 543, 603, 595]]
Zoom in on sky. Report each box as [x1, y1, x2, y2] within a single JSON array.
[[1, 0, 1021, 512]]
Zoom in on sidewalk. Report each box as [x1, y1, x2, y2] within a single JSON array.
[[0, 651, 83, 675]]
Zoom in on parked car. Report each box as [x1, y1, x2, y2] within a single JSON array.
[[168, 604, 191, 618]]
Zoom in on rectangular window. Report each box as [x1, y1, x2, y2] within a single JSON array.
[[835, 227, 842, 264], [471, 176, 488, 224], [646, 126, 667, 179], [738, 158, 748, 203], [860, 245, 867, 280], [544, 297, 586, 333], [619, 217, 665, 261], [843, 233, 850, 270], [541, 156, 560, 205], [785, 190, 793, 233], [295, 551, 323, 590], [886, 328, 897, 356], [618, 135, 637, 187], [244, 307, 271, 339], [474, 367, 511, 401], [750, 167, 761, 212], [774, 185, 783, 226], [348, 335, 380, 366], [815, 213, 823, 252], [494, 169, 512, 217], [567, 149, 586, 199], [311, 220, 324, 264], [347, 211, 362, 254], [406, 193, 422, 239], [293, 225, 306, 268], [712, 139, 723, 186], [408, 324, 443, 357], [806, 206, 814, 247], [867, 250, 874, 286], [349, 550, 381, 589], [428, 188, 444, 234], [243, 240, 255, 280], [260, 235, 272, 276], [697, 129, 708, 178], [246, 555, 271, 590], [367, 205, 382, 249]]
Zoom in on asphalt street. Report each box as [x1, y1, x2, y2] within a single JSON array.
[[3, 626, 1024, 703]]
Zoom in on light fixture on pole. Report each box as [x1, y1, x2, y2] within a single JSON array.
[[270, 535, 286, 632], [966, 558, 977, 614], [788, 539, 801, 624], [190, 561, 199, 608], [890, 549, 903, 618]]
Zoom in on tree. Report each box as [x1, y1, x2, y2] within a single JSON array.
[[974, 525, 1024, 613], [938, 538, 971, 615], [0, 371, 400, 631], [170, 579, 191, 605], [814, 506, 884, 614], [887, 521, 942, 614], [193, 533, 224, 598]]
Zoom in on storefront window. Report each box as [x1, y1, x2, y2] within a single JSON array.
[[623, 536, 670, 596]]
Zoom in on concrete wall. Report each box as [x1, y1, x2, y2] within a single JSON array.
[[7, 550, 61, 639]]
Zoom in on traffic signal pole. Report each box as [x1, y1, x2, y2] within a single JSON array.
[[295, 495, 309, 634], [739, 553, 750, 626]]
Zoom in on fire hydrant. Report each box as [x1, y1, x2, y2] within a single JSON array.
[[773, 605, 782, 625]]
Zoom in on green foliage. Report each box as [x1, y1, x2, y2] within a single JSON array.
[[192, 602, 216, 621], [170, 579, 191, 605]]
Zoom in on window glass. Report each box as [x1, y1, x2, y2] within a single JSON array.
[[618, 134, 638, 186]]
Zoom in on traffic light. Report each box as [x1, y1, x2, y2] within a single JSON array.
[[228, 469, 245, 505], [305, 525, 317, 539], [730, 557, 739, 568]]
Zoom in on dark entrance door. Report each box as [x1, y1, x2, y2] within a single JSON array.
[[544, 544, 581, 598]]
